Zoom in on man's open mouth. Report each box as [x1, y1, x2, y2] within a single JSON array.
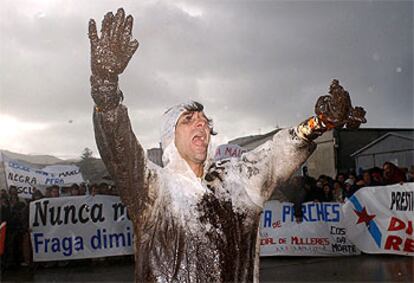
[[192, 134, 207, 147]]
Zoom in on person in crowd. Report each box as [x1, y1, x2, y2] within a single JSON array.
[[89, 184, 99, 196], [0, 192, 10, 273], [20, 190, 42, 268], [0, 190, 11, 271], [307, 181, 320, 202], [335, 173, 346, 185], [317, 175, 329, 186], [70, 184, 81, 196], [370, 167, 384, 185], [358, 170, 381, 188], [110, 185, 120, 196], [79, 183, 87, 195], [320, 183, 334, 202], [21, 189, 44, 268], [332, 181, 344, 203], [312, 180, 324, 201], [62, 186, 73, 197], [98, 183, 110, 195], [343, 178, 359, 200], [0, 194, 10, 224], [407, 165, 414, 182], [355, 171, 372, 188], [315, 179, 323, 190], [347, 172, 357, 184], [0, 189, 8, 199], [4, 186, 26, 269], [383, 161, 407, 185], [355, 175, 363, 187], [303, 176, 318, 202], [50, 185, 60, 198], [8, 186, 18, 198], [44, 187, 52, 198]]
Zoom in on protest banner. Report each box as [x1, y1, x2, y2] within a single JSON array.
[[342, 183, 414, 256], [31, 196, 361, 261], [3, 155, 84, 199], [30, 195, 134, 261], [33, 188, 413, 261], [214, 144, 246, 161], [259, 200, 360, 256]]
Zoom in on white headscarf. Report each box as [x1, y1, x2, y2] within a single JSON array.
[[160, 101, 214, 169]]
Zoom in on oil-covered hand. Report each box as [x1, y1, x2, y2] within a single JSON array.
[[297, 79, 367, 141], [88, 8, 139, 80], [88, 8, 138, 112], [315, 79, 366, 129]]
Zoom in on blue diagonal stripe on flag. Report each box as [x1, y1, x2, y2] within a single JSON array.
[[349, 195, 382, 248]]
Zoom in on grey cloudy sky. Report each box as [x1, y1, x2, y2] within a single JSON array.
[[1, 0, 412, 159]]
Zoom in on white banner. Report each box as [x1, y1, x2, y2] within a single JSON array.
[[214, 144, 246, 161], [342, 183, 414, 256], [30, 195, 134, 262], [32, 191, 412, 261], [3, 155, 84, 199], [259, 200, 360, 256]]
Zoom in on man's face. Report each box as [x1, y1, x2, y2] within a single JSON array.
[[175, 111, 211, 166]]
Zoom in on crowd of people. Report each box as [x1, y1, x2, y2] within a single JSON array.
[[278, 161, 414, 222], [302, 161, 412, 204], [0, 182, 120, 272], [0, 161, 413, 272]]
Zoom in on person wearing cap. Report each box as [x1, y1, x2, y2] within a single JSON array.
[[88, 8, 366, 283], [343, 178, 360, 200]]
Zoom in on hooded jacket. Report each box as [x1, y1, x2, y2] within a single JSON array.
[[93, 103, 316, 282]]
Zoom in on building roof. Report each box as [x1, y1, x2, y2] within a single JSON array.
[[228, 128, 281, 148], [350, 132, 414, 157]]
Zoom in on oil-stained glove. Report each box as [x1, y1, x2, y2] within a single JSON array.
[[88, 8, 139, 112], [297, 79, 367, 141]]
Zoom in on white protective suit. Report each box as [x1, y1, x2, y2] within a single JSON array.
[[93, 101, 316, 282]]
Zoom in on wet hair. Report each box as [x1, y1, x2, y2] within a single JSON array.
[[182, 101, 217, 136]]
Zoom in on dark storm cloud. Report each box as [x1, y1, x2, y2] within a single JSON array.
[[0, 0, 412, 158]]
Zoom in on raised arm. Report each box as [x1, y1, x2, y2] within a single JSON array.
[[243, 80, 366, 201], [88, 8, 156, 223]]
